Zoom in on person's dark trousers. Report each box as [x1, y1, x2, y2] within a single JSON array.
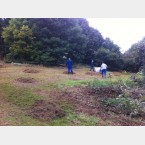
[[90, 66, 94, 71]]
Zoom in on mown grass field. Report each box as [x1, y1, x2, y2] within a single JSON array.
[[0, 63, 144, 126]]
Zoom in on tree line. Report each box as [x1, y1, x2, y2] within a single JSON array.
[[123, 37, 145, 72], [0, 18, 144, 72]]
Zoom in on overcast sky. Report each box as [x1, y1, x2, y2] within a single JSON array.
[[86, 18, 145, 53]]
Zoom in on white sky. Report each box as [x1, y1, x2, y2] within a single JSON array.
[[86, 18, 145, 53]]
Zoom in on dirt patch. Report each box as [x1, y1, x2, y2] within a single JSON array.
[[62, 87, 119, 113], [36, 86, 122, 117], [0, 64, 6, 68], [29, 100, 65, 121], [59, 86, 145, 125], [23, 69, 40, 73], [35, 89, 62, 99], [85, 71, 97, 76], [90, 86, 122, 98], [69, 77, 83, 80], [16, 77, 36, 83], [63, 71, 76, 74], [105, 114, 145, 126]]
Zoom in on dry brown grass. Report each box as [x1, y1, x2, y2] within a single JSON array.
[[0, 63, 135, 125]]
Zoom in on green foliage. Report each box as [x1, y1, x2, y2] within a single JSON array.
[[2, 19, 35, 62], [1, 18, 123, 70], [6, 115, 50, 126], [124, 79, 138, 87], [0, 18, 10, 58], [88, 77, 137, 89], [50, 113, 100, 126], [142, 65, 145, 84], [105, 97, 139, 115], [94, 44, 123, 70], [88, 78, 118, 88], [123, 37, 145, 72], [61, 79, 92, 87]]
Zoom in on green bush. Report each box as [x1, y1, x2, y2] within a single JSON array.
[[142, 65, 145, 85], [104, 97, 139, 115]]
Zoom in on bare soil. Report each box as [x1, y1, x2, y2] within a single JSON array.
[[63, 71, 76, 74], [23, 69, 40, 73], [85, 71, 98, 76], [29, 100, 65, 121], [42, 86, 145, 125], [16, 77, 36, 83], [0, 64, 6, 68]]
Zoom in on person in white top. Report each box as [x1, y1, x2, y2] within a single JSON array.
[[100, 62, 107, 78]]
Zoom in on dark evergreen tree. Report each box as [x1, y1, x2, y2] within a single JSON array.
[[2, 18, 123, 70], [123, 37, 145, 72], [0, 18, 10, 59]]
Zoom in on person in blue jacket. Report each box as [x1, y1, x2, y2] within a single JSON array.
[[66, 58, 73, 74]]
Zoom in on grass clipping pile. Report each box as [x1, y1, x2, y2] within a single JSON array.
[[63, 85, 145, 125], [23, 69, 40, 73], [16, 77, 36, 83], [63, 71, 76, 74], [101, 84, 145, 118], [29, 100, 65, 121]]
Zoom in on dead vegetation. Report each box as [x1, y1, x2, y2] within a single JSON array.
[[16, 77, 36, 83], [0, 64, 6, 68], [23, 68, 40, 73], [44, 85, 145, 125], [29, 100, 65, 121], [63, 71, 76, 74], [85, 71, 97, 76], [1, 64, 145, 126]]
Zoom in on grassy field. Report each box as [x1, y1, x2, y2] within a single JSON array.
[[0, 63, 144, 126]]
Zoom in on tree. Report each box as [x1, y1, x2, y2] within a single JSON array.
[[84, 27, 104, 64], [123, 37, 145, 72], [27, 18, 89, 64], [0, 18, 10, 59], [2, 19, 34, 62], [94, 47, 123, 70], [2, 18, 123, 70]]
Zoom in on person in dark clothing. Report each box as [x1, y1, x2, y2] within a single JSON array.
[[90, 60, 95, 71], [66, 58, 73, 74]]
